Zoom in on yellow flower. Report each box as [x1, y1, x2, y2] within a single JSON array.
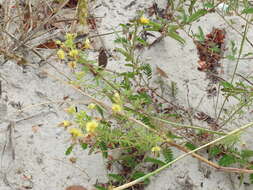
[[68, 61, 77, 69], [86, 120, 99, 133], [65, 106, 76, 114], [65, 33, 76, 40], [69, 49, 79, 57], [112, 104, 122, 112], [139, 16, 149, 24], [151, 146, 161, 152], [84, 38, 91, 49], [61, 120, 71, 128], [88, 103, 96, 109], [69, 128, 83, 137], [57, 49, 65, 60], [113, 92, 121, 103], [55, 40, 62, 45]]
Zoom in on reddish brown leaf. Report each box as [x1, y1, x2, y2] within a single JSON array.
[[87, 17, 97, 30], [98, 48, 108, 68], [36, 40, 58, 49]]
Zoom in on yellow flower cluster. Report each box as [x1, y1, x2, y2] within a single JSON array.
[[69, 49, 79, 57], [139, 16, 149, 24], [84, 38, 91, 49], [151, 146, 161, 152], [86, 120, 99, 133], [112, 92, 123, 113], [65, 106, 76, 114], [68, 61, 77, 69], [69, 128, 83, 137], [112, 104, 122, 112], [88, 103, 96, 109], [65, 33, 76, 41], [57, 49, 65, 60], [113, 92, 121, 103], [59, 120, 72, 128]]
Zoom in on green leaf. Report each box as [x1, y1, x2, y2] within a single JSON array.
[[250, 174, 253, 184], [243, 52, 253, 57], [131, 172, 150, 185], [187, 9, 208, 23], [142, 63, 152, 80], [166, 131, 183, 139], [242, 7, 253, 14], [99, 141, 108, 158], [209, 146, 222, 157], [162, 148, 173, 163], [121, 155, 137, 168], [204, 2, 215, 9], [189, 0, 197, 14], [167, 31, 185, 44], [197, 26, 205, 42], [65, 145, 74, 155], [114, 37, 128, 44], [144, 157, 166, 166], [115, 48, 132, 62], [241, 150, 253, 158], [96, 105, 104, 118], [220, 81, 234, 89], [108, 174, 124, 182], [249, 165, 253, 184], [218, 154, 237, 166], [81, 143, 88, 150], [94, 185, 108, 190], [185, 142, 197, 150]]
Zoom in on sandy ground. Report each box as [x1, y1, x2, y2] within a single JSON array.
[[0, 0, 253, 189]]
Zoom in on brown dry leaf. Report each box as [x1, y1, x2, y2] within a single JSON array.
[[197, 60, 208, 71], [69, 157, 77, 163], [87, 17, 97, 30], [36, 40, 58, 49], [66, 185, 87, 190], [156, 66, 168, 78], [98, 48, 108, 68], [32, 125, 39, 133]]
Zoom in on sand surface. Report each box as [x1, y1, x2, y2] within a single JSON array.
[[0, 0, 253, 189]]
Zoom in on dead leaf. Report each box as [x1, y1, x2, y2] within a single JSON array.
[[32, 125, 39, 133], [69, 157, 77, 163], [197, 60, 208, 71], [156, 66, 168, 78], [87, 17, 97, 30], [36, 40, 58, 49], [98, 48, 108, 68]]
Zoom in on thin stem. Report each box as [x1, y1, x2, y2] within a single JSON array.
[[216, 19, 249, 122], [221, 97, 253, 127], [152, 117, 226, 135]]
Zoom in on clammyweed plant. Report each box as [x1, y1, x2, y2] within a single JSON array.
[[54, 1, 253, 190]]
